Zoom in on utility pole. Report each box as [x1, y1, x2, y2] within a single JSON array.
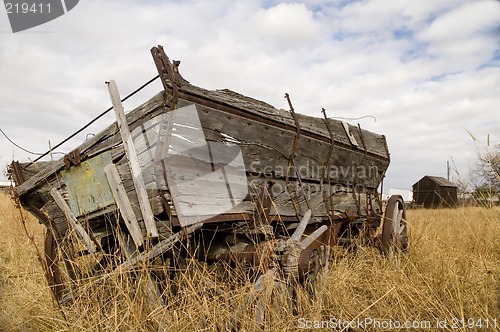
[[48, 140, 53, 161]]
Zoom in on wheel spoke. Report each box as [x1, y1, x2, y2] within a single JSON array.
[[396, 224, 405, 236], [397, 209, 403, 223], [392, 208, 399, 230]]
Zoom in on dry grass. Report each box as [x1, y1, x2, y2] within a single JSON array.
[[0, 192, 498, 331]]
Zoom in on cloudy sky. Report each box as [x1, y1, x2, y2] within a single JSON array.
[[0, 0, 499, 192]]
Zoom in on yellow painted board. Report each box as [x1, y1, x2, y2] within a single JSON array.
[[62, 152, 115, 217]]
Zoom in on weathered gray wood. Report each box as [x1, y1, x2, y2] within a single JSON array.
[[18, 71, 390, 231], [104, 164, 144, 248], [230, 267, 277, 328], [116, 223, 202, 272], [17, 79, 390, 198], [248, 176, 369, 218], [290, 210, 312, 242], [50, 188, 97, 254], [16, 92, 166, 196], [13, 161, 54, 186], [114, 160, 166, 215], [107, 80, 159, 239], [341, 121, 359, 146], [189, 102, 387, 188], [179, 86, 388, 157]]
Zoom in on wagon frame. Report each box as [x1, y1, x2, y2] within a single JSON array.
[[9, 45, 409, 305]]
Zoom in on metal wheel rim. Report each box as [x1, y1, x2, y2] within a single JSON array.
[[45, 230, 78, 303], [382, 195, 409, 255]]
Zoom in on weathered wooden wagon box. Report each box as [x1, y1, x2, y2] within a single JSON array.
[[10, 45, 407, 302]]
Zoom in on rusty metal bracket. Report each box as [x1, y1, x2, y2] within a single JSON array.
[[352, 123, 369, 218], [284, 93, 311, 218], [285, 93, 301, 160], [320, 108, 335, 223], [10, 161, 26, 185], [381, 134, 390, 163], [63, 148, 86, 169], [255, 181, 273, 225], [150, 45, 184, 110]]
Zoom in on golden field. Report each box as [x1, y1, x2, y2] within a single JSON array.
[[0, 192, 498, 331]]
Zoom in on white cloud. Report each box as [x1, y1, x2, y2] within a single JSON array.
[[419, 1, 500, 42], [252, 3, 322, 51], [0, 0, 498, 193]]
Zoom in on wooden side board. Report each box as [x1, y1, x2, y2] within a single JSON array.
[[17, 82, 389, 198], [15, 76, 389, 234]]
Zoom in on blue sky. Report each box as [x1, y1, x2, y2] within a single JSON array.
[[0, 0, 499, 192]]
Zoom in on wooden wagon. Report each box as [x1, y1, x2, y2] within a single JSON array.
[[10, 45, 408, 304]]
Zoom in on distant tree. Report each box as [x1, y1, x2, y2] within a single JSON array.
[[472, 183, 498, 199], [471, 144, 500, 193]]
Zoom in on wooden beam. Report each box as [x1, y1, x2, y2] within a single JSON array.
[[116, 223, 202, 272], [104, 163, 144, 248], [106, 80, 159, 239], [50, 188, 97, 254]]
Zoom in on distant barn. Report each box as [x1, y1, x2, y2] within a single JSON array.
[[412, 176, 458, 208]]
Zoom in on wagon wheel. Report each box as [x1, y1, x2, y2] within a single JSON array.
[[45, 230, 75, 303], [381, 195, 409, 257], [303, 244, 330, 284], [44, 228, 118, 304]]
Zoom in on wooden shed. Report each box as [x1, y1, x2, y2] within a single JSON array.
[[412, 176, 458, 208]]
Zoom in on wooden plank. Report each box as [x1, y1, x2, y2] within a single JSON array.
[[50, 188, 97, 254], [115, 160, 166, 214], [104, 164, 144, 248], [61, 152, 115, 217], [341, 121, 359, 146], [179, 86, 388, 157], [107, 80, 159, 239], [191, 102, 388, 188], [16, 92, 166, 196], [126, 104, 387, 189], [249, 176, 367, 217], [17, 86, 389, 198], [117, 223, 202, 272]]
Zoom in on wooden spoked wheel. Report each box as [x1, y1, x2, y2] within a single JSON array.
[[381, 195, 409, 257], [44, 229, 117, 304], [45, 230, 76, 303]]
